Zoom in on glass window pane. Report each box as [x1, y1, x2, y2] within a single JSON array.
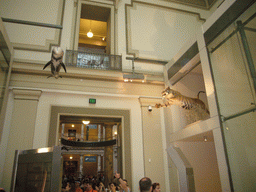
[[207, 3, 256, 191]]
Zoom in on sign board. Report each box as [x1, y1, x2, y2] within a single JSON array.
[[89, 98, 96, 104], [84, 156, 97, 162], [88, 124, 97, 129]]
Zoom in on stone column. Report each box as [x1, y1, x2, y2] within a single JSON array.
[[80, 155, 84, 177], [81, 124, 84, 141], [2, 89, 42, 190], [98, 124, 101, 141], [116, 123, 122, 173], [104, 123, 114, 186], [103, 125, 105, 140], [62, 123, 65, 137], [86, 125, 89, 141], [97, 155, 101, 172]]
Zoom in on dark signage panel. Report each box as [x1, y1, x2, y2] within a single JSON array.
[[84, 156, 97, 162]]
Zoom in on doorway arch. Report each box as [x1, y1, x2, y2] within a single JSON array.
[[48, 106, 132, 187]]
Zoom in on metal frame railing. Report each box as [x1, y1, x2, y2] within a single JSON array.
[[65, 50, 122, 71]]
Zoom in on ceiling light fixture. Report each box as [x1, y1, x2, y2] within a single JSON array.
[[87, 20, 93, 38], [82, 120, 90, 125]]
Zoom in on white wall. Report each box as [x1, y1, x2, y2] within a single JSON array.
[[0, 0, 222, 74], [175, 141, 222, 192], [0, 0, 63, 52], [0, 89, 147, 191]]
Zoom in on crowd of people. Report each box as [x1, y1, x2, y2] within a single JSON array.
[[61, 172, 161, 192]]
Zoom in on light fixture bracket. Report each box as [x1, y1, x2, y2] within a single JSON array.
[[123, 57, 145, 81], [123, 73, 144, 80]]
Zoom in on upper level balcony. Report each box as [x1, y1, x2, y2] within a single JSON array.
[[65, 50, 122, 72]]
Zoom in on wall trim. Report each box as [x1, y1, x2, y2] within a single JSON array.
[[125, 0, 206, 59], [3, 0, 66, 52]]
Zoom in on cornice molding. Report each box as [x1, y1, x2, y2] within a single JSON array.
[[11, 62, 165, 84], [12, 88, 42, 100], [160, 0, 219, 10]]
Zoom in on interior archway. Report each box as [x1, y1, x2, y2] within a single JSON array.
[[48, 106, 132, 188]]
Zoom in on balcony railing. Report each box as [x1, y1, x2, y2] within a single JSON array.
[[65, 50, 122, 71]]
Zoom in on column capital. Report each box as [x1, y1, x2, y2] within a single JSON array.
[[13, 89, 42, 100]]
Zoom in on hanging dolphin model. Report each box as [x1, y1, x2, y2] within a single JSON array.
[[43, 46, 67, 78]]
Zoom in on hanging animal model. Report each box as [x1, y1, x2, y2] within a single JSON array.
[[43, 46, 67, 78], [155, 87, 209, 114]]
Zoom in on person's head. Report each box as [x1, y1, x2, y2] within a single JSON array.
[[75, 181, 81, 188], [92, 183, 99, 191], [109, 182, 116, 191], [65, 182, 71, 188], [86, 183, 92, 191], [119, 179, 128, 190], [152, 183, 161, 192], [139, 177, 152, 192], [99, 182, 104, 187]]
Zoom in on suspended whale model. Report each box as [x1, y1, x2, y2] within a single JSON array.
[[43, 46, 67, 78], [61, 137, 117, 147]]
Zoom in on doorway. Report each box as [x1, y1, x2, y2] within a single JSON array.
[[173, 131, 222, 192], [59, 114, 121, 187], [48, 106, 132, 188], [75, 2, 114, 54]]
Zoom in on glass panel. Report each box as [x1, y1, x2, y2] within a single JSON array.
[[209, 31, 255, 117], [167, 153, 180, 192], [12, 147, 62, 192], [0, 31, 10, 113], [15, 153, 53, 192], [207, 3, 256, 191], [222, 112, 256, 191], [245, 27, 256, 72]]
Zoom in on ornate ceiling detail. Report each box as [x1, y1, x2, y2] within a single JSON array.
[[161, 0, 220, 9]]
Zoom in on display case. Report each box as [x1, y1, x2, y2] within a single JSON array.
[[11, 146, 62, 192]]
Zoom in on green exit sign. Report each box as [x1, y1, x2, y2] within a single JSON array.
[[89, 98, 96, 104]]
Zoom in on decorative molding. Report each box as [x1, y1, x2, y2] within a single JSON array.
[[5, 0, 65, 52], [125, 0, 206, 61], [12, 88, 42, 100], [12, 37, 61, 53], [74, 0, 116, 54], [160, 0, 219, 10]]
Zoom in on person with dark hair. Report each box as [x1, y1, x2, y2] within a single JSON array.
[[98, 182, 105, 192], [92, 183, 99, 191], [85, 182, 97, 192], [108, 182, 117, 192], [75, 181, 83, 192], [114, 172, 130, 192], [0, 188, 6, 192], [61, 182, 71, 191], [139, 177, 152, 192], [152, 183, 161, 192]]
